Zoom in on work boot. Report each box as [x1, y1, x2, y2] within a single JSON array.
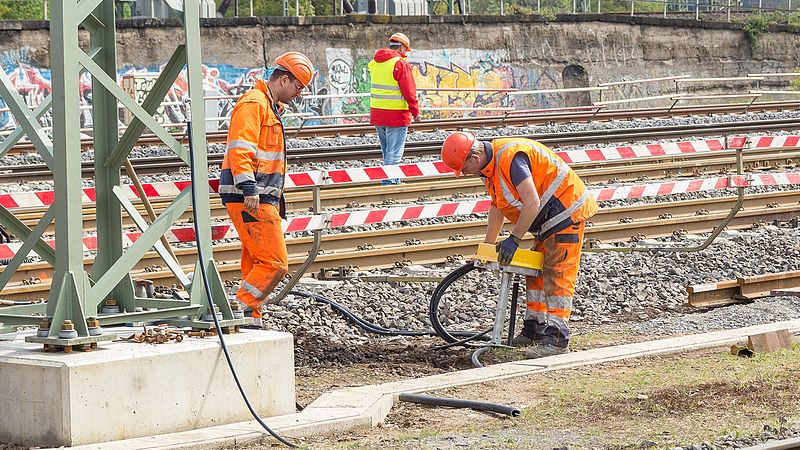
[[524, 344, 568, 359], [511, 333, 542, 347]]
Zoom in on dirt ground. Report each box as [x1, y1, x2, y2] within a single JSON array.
[[234, 323, 800, 450]]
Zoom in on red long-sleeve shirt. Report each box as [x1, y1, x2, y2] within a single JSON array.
[[369, 48, 420, 127]]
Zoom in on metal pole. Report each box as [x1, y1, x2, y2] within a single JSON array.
[[491, 271, 512, 345], [43, 0, 47, 20], [538, 0, 541, 13], [631, 0, 635, 15], [597, 0, 601, 12], [759, 0, 762, 12], [500, 0, 504, 15], [696, 0, 699, 20], [727, 0, 731, 21], [151, 0, 155, 17], [573, 0, 577, 13], [250, 0, 254, 16], [663, 0, 667, 17], [234, 0, 239, 16], [296, 0, 299, 15]]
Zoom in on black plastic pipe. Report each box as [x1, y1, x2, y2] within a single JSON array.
[[399, 393, 521, 417]]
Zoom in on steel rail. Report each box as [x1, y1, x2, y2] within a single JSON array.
[[5, 100, 800, 154], [688, 270, 800, 307], [2, 191, 799, 302], [2, 118, 799, 181]]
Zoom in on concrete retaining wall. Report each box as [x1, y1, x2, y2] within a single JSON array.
[[0, 15, 798, 130]]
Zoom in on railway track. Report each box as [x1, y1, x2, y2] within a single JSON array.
[[7, 100, 800, 154], [2, 118, 800, 181], [2, 189, 798, 302]]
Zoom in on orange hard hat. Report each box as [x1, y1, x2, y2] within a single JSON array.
[[441, 132, 477, 176], [388, 32, 411, 52], [274, 51, 316, 87]]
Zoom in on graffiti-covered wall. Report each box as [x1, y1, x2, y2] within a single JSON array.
[[1, 14, 799, 132]]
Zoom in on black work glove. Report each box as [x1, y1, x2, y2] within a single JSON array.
[[495, 235, 520, 266]]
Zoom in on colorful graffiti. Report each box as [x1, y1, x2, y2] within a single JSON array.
[[321, 47, 565, 121], [1, 45, 568, 134]]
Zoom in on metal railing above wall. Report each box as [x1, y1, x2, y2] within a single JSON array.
[[1, 73, 798, 140]]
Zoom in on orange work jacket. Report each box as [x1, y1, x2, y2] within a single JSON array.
[[481, 138, 598, 239], [219, 79, 286, 207]]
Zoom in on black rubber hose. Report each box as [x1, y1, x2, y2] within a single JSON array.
[[471, 346, 490, 368], [399, 393, 521, 417], [188, 124, 298, 448], [289, 290, 482, 339], [429, 262, 488, 344], [430, 328, 491, 351]]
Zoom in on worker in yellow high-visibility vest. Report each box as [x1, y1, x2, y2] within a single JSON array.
[[368, 32, 420, 185]]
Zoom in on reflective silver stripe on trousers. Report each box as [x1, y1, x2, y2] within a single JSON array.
[[371, 93, 405, 100], [546, 315, 569, 328], [255, 150, 283, 161], [218, 184, 282, 197], [524, 309, 547, 321], [539, 190, 589, 235], [371, 83, 401, 91], [227, 139, 258, 152], [241, 280, 268, 300], [233, 172, 255, 184], [545, 295, 572, 310]]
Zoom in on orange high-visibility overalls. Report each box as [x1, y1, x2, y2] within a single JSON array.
[[482, 138, 598, 347], [219, 79, 289, 318]]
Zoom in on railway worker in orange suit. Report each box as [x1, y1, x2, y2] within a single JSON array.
[[219, 51, 315, 321], [440, 132, 598, 358]]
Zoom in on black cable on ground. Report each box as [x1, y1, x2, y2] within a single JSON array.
[[398, 393, 521, 417], [428, 261, 488, 344], [188, 124, 298, 449], [430, 328, 492, 351], [471, 346, 490, 368], [289, 290, 483, 340]]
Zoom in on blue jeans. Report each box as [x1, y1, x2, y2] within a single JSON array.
[[375, 126, 408, 185]]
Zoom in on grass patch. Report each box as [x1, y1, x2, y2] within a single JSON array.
[[518, 343, 800, 447], [308, 342, 800, 449]]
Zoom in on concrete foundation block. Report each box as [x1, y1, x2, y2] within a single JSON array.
[[0, 330, 295, 447]]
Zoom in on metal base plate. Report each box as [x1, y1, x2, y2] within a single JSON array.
[[474, 260, 542, 278], [163, 317, 256, 330], [25, 334, 115, 345]]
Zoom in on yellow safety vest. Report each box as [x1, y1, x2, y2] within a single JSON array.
[[368, 56, 409, 110]]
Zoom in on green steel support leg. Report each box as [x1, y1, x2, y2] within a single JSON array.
[[47, 0, 91, 336], [184, 0, 231, 319], [89, 0, 135, 315]]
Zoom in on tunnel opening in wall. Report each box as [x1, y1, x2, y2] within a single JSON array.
[[562, 64, 591, 107]]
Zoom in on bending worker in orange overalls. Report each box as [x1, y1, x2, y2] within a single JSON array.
[[219, 52, 315, 322], [440, 133, 598, 358]]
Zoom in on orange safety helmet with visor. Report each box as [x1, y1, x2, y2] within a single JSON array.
[[274, 51, 316, 88], [440, 132, 477, 176], [388, 32, 412, 52]]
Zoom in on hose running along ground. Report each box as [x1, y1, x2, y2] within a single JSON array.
[[399, 393, 521, 417]]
